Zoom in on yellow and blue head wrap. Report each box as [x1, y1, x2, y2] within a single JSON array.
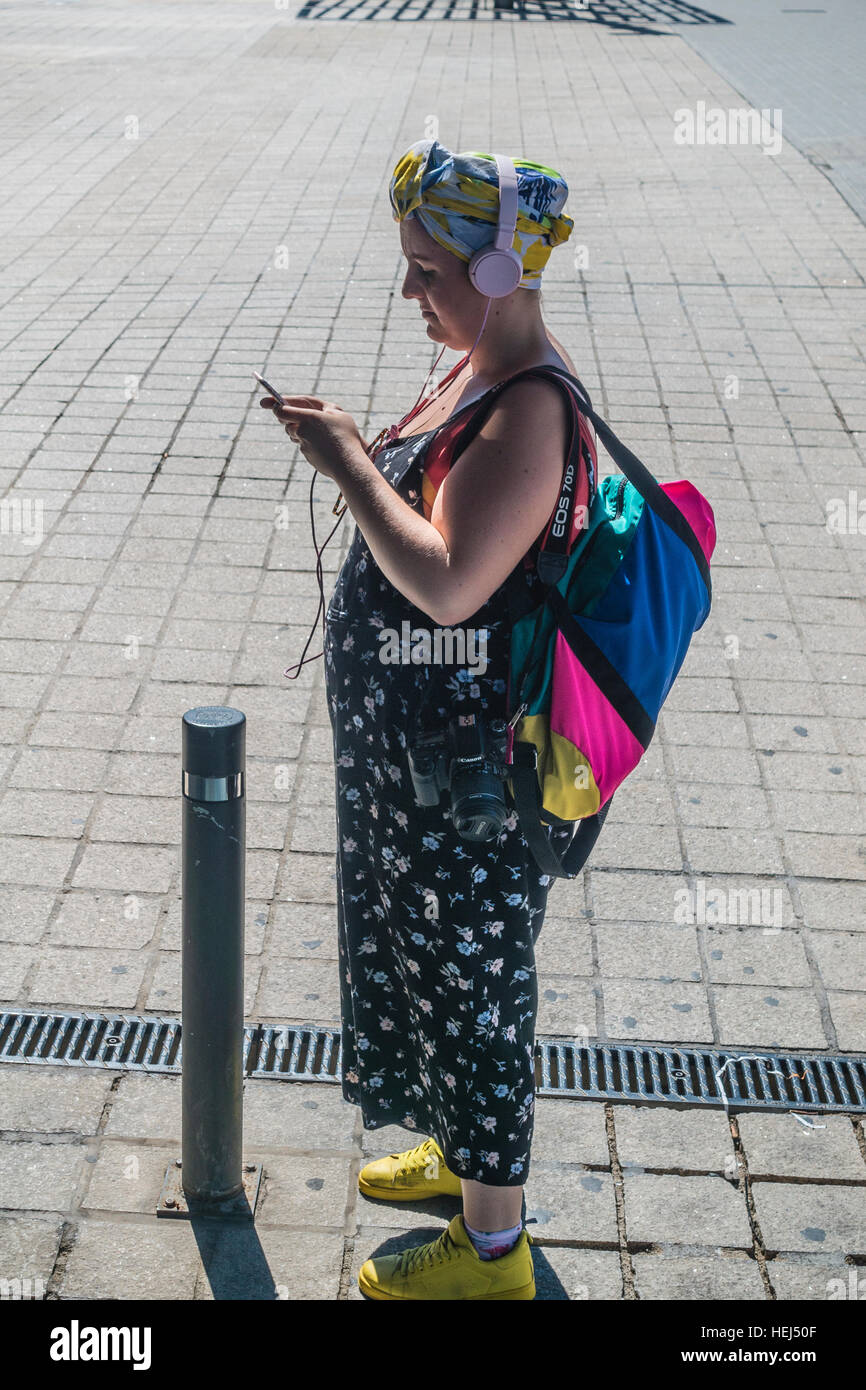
[[389, 138, 574, 290]]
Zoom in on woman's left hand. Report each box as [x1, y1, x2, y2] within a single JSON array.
[[259, 394, 366, 481]]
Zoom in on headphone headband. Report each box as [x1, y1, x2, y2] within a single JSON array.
[[467, 152, 524, 299], [491, 154, 518, 252]]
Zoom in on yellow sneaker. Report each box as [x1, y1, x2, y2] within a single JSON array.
[[358, 1137, 463, 1201], [358, 1212, 535, 1300]]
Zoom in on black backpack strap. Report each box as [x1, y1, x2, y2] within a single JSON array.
[[530, 366, 712, 601], [510, 741, 612, 878], [447, 364, 711, 602], [503, 560, 538, 625]]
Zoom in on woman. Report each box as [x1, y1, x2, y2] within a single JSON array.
[[261, 140, 596, 1300]]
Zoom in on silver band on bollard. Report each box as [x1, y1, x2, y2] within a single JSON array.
[[181, 771, 244, 802]]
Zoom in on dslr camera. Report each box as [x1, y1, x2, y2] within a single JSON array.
[[406, 712, 512, 841]]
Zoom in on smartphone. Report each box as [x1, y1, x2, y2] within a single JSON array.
[[253, 370, 285, 405]]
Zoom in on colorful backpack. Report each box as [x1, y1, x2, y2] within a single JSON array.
[[449, 364, 716, 879]]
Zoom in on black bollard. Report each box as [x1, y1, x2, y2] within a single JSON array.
[[180, 706, 246, 1203]]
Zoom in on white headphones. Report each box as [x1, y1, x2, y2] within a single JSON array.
[[466, 153, 524, 298]]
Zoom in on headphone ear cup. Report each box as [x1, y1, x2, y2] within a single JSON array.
[[468, 246, 524, 298]]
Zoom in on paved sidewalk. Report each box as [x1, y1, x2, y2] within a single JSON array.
[[670, 0, 866, 225], [0, 0, 864, 1300], [3, 1067, 865, 1300]]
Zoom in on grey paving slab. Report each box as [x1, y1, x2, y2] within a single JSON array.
[[530, 1246, 626, 1301], [705, 927, 812, 987], [0, 1069, 112, 1134], [28, 947, 149, 1009], [712, 984, 829, 1050], [534, 916, 595, 974], [197, 1225, 346, 1301], [60, 1218, 204, 1301], [267, 901, 341, 961], [613, 1105, 735, 1175], [46, 890, 162, 950], [752, 1182, 866, 1255], [736, 1112, 866, 1182], [249, 1154, 355, 1229], [354, 1192, 462, 1234], [808, 932, 866, 989], [798, 881, 866, 933], [530, 1098, 610, 1167], [623, 1173, 754, 1248], [596, 923, 703, 982], [632, 1250, 766, 1301], [0, 1213, 64, 1295], [0, 1139, 85, 1212], [522, 1164, 619, 1244], [535, 977, 598, 1035], [65, 1217, 332, 1301], [253, 957, 342, 1023], [769, 1256, 866, 1302], [0, 885, 57, 944], [602, 978, 715, 1044], [826, 991, 866, 1051]]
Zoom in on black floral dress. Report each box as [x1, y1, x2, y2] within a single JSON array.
[[323, 405, 574, 1188]]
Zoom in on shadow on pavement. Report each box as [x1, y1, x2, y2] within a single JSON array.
[[295, 0, 733, 31], [187, 1212, 278, 1300]]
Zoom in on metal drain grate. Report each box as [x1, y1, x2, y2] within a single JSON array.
[[2, 1010, 865, 1114], [0, 1011, 338, 1082], [0, 1010, 184, 1073], [533, 1039, 866, 1114]]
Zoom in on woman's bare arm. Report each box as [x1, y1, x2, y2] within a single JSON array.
[[426, 377, 571, 626], [328, 377, 570, 628]]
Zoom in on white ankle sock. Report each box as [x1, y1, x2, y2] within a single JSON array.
[[463, 1217, 523, 1260]]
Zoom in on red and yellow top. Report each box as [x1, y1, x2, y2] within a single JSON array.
[[414, 366, 597, 564], [380, 357, 597, 565]]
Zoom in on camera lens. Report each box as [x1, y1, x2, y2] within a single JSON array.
[[450, 767, 509, 841]]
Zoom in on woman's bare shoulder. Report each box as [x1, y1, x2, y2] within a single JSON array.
[[543, 330, 578, 376]]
